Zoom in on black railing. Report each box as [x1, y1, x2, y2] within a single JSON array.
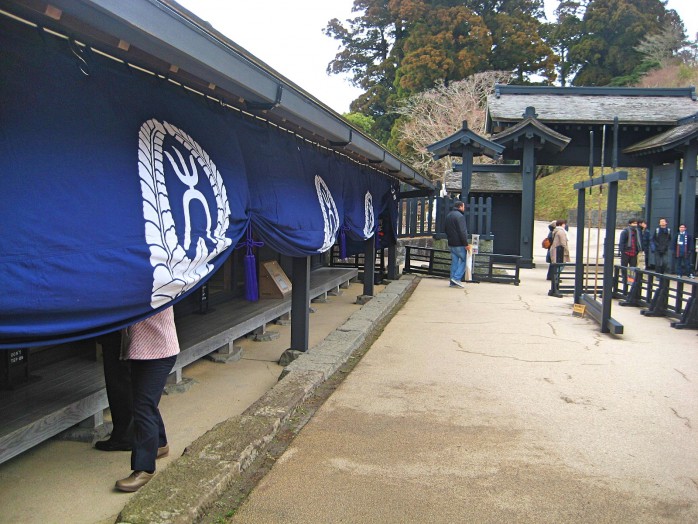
[[548, 262, 698, 329], [329, 245, 385, 277], [613, 267, 698, 328], [550, 263, 607, 296], [403, 246, 450, 277], [402, 246, 520, 285]]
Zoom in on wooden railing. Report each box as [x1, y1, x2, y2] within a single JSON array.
[[329, 244, 386, 276], [397, 196, 437, 238], [613, 267, 698, 328], [402, 246, 521, 285], [549, 263, 607, 296], [548, 262, 698, 329], [397, 195, 493, 239]]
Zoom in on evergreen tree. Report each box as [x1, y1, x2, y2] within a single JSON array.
[[325, 0, 556, 142], [568, 0, 678, 86], [543, 0, 584, 86]]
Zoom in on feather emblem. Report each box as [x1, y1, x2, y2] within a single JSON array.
[[315, 175, 340, 253], [363, 190, 375, 239], [138, 119, 232, 308]]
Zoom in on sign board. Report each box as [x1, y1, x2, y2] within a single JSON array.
[[471, 234, 480, 255], [1, 348, 30, 390], [572, 303, 586, 317], [259, 261, 292, 299]]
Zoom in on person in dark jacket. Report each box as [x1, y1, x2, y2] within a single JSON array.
[[618, 219, 642, 268], [674, 224, 694, 278], [638, 220, 650, 269], [545, 220, 556, 280], [444, 200, 471, 288], [650, 217, 672, 274]]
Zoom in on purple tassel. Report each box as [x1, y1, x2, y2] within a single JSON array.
[[243, 254, 258, 302], [236, 225, 264, 302], [339, 225, 351, 259]]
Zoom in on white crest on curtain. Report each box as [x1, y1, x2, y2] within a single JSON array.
[[363, 190, 375, 238], [315, 175, 340, 252], [138, 119, 232, 309]]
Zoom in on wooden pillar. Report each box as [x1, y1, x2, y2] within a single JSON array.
[[387, 244, 398, 280], [680, 143, 697, 239], [574, 187, 586, 304], [290, 256, 310, 352], [461, 148, 473, 202], [520, 139, 536, 268], [602, 180, 619, 334], [644, 166, 652, 223], [363, 237, 375, 297]]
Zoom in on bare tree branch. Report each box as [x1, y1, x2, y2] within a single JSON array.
[[391, 71, 511, 182]]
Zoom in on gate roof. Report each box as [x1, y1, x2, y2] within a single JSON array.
[[487, 86, 698, 131]]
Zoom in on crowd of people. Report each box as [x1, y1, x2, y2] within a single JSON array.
[[618, 218, 695, 278], [544, 216, 696, 279]]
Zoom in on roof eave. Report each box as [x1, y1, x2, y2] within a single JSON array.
[[39, 0, 434, 190]]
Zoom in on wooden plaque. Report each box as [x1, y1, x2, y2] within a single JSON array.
[[259, 261, 292, 299]]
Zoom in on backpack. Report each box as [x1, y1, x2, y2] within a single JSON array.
[[542, 237, 552, 249]]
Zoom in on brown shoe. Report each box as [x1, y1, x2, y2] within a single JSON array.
[[157, 444, 169, 459], [115, 471, 154, 492]]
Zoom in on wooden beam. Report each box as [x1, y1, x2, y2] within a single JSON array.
[[398, 188, 434, 199], [453, 163, 521, 173], [290, 257, 310, 352], [573, 170, 628, 190]]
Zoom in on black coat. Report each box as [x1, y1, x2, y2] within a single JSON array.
[[651, 227, 672, 254], [445, 209, 469, 247]]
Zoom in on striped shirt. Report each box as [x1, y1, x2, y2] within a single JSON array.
[[124, 307, 180, 360]]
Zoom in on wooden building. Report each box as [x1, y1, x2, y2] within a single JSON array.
[[437, 85, 698, 266], [0, 0, 432, 463]]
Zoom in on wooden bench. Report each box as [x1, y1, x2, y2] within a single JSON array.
[[0, 267, 358, 465]]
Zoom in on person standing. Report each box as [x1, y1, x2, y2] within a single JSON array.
[[638, 220, 650, 269], [545, 220, 556, 281], [115, 307, 180, 492], [94, 331, 134, 451], [444, 200, 471, 288], [674, 224, 694, 278], [618, 219, 642, 268], [650, 218, 672, 274], [548, 219, 570, 297]]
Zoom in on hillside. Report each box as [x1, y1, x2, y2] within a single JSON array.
[[535, 166, 646, 221]]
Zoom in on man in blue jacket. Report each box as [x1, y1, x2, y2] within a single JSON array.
[[444, 200, 472, 288], [674, 224, 694, 278]]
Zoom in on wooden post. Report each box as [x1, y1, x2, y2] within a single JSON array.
[[290, 256, 310, 352], [575, 187, 586, 304], [409, 199, 418, 236], [602, 179, 619, 333], [387, 245, 398, 280], [363, 237, 376, 297], [680, 143, 697, 240], [461, 148, 473, 202], [520, 138, 536, 268]]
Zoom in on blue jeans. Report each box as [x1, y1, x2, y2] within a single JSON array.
[[675, 256, 690, 277], [450, 246, 467, 282]]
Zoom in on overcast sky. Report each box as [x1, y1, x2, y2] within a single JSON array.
[[176, 0, 698, 115]]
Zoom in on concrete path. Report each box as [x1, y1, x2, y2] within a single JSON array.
[[0, 281, 380, 524], [232, 264, 698, 522]]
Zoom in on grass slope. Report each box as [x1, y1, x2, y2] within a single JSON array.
[[535, 166, 646, 221]]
